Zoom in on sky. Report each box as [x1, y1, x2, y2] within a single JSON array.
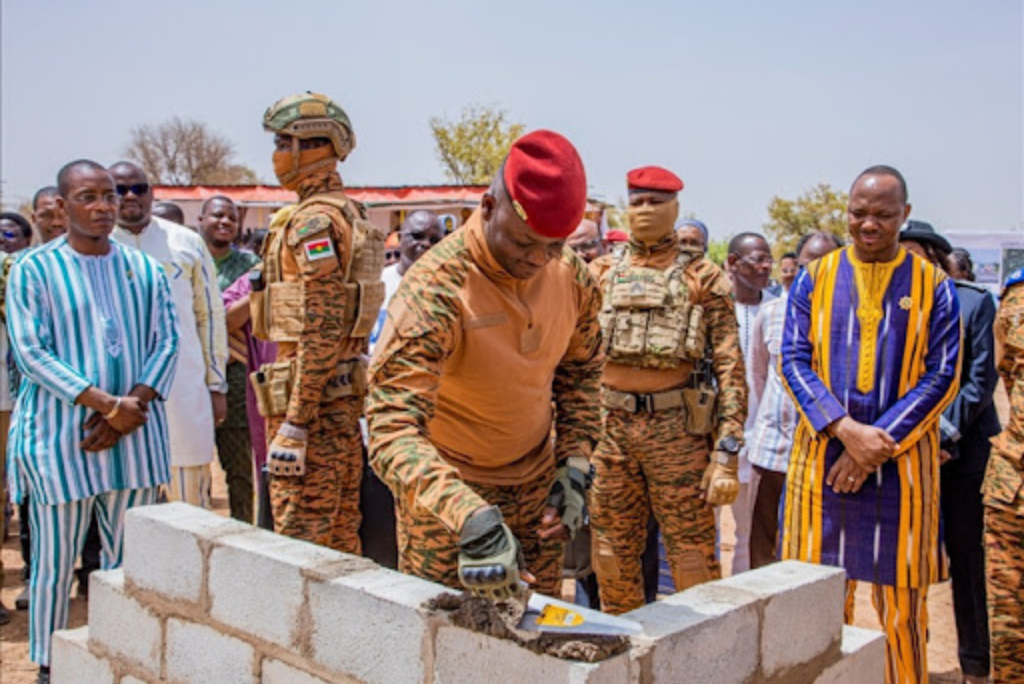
[[1, 0, 1021, 240]]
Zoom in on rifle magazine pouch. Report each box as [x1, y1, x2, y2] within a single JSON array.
[[682, 387, 716, 435], [346, 280, 386, 339], [267, 282, 304, 341], [250, 369, 272, 418]]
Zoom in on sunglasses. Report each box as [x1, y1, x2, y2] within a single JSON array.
[[115, 183, 150, 197], [2, 231, 19, 240]]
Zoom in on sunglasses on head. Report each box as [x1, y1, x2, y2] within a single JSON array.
[[115, 183, 150, 197]]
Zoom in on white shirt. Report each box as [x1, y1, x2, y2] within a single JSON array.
[[113, 218, 227, 467], [735, 290, 776, 483], [369, 262, 405, 355]]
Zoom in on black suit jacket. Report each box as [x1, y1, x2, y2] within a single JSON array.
[[940, 280, 1001, 474]]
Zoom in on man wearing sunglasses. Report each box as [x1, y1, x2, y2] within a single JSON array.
[[0, 212, 33, 254], [111, 161, 228, 510]]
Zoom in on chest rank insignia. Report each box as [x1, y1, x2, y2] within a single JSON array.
[[629, 282, 645, 297], [899, 296, 913, 311]]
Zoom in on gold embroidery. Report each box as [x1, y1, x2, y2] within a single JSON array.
[[849, 249, 907, 393]]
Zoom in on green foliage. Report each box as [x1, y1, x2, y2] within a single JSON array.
[[706, 239, 729, 266], [763, 183, 848, 256], [429, 105, 525, 184]]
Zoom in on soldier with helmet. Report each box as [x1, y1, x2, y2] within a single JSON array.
[[251, 92, 386, 553], [589, 166, 746, 614]]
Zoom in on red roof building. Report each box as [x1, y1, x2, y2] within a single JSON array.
[[153, 184, 608, 235]]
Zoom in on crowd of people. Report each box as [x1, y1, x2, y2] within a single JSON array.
[[0, 92, 1020, 684]]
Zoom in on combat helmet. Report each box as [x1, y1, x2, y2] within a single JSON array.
[[263, 92, 356, 161]]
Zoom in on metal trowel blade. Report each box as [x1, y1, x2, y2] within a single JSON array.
[[516, 592, 642, 637]]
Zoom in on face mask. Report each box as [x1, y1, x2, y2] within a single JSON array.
[[273, 145, 336, 189], [627, 198, 679, 244]]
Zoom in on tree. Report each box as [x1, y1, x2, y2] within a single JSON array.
[[124, 117, 259, 185], [429, 105, 525, 184], [763, 183, 849, 256]]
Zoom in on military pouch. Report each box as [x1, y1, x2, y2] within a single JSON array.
[[609, 311, 650, 358], [344, 280, 387, 339], [322, 359, 369, 401], [250, 279, 269, 341], [267, 281, 304, 342], [609, 267, 670, 309], [250, 360, 295, 418], [647, 305, 688, 360], [681, 387, 716, 436], [683, 304, 706, 360]]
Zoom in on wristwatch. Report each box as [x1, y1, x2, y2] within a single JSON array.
[[716, 435, 741, 455]]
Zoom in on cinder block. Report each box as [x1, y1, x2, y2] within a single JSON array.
[[87, 570, 162, 676], [121, 677, 152, 684], [628, 582, 761, 684], [815, 626, 886, 684], [51, 627, 114, 684], [717, 560, 845, 678], [262, 659, 338, 684], [308, 568, 443, 684], [123, 502, 250, 603], [209, 529, 374, 649], [165, 618, 256, 684], [434, 626, 630, 684]]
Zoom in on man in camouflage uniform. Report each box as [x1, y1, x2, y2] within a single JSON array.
[[368, 130, 601, 598], [253, 93, 385, 553], [589, 166, 746, 615], [988, 269, 1024, 683]]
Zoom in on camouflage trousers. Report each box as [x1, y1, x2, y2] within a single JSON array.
[[396, 469, 563, 597], [984, 504, 1024, 683], [268, 396, 363, 554], [591, 406, 719, 615]]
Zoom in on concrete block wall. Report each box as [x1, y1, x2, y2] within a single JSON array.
[[52, 503, 884, 684]]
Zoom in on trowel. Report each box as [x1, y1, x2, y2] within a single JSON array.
[[516, 591, 643, 637]]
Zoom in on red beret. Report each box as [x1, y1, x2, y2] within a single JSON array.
[[605, 229, 629, 243], [503, 130, 587, 239], [626, 166, 683, 193]]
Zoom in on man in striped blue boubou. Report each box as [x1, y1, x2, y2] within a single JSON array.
[[6, 160, 179, 684]]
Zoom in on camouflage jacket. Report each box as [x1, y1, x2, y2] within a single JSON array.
[[988, 278, 1024, 514], [367, 212, 604, 534], [591, 236, 747, 444], [272, 172, 364, 426]]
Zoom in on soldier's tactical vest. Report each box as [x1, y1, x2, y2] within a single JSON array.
[[252, 194, 386, 343], [598, 250, 707, 369]]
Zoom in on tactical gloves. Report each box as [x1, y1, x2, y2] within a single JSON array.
[[547, 457, 589, 540], [268, 422, 308, 477], [701, 451, 739, 506], [458, 506, 523, 600]]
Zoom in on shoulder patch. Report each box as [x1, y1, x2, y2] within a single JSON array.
[[303, 236, 336, 262], [293, 215, 332, 240]]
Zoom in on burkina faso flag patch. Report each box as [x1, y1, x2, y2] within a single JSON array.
[[304, 237, 335, 261]]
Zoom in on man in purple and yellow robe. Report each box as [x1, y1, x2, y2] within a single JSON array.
[[780, 166, 961, 684]]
